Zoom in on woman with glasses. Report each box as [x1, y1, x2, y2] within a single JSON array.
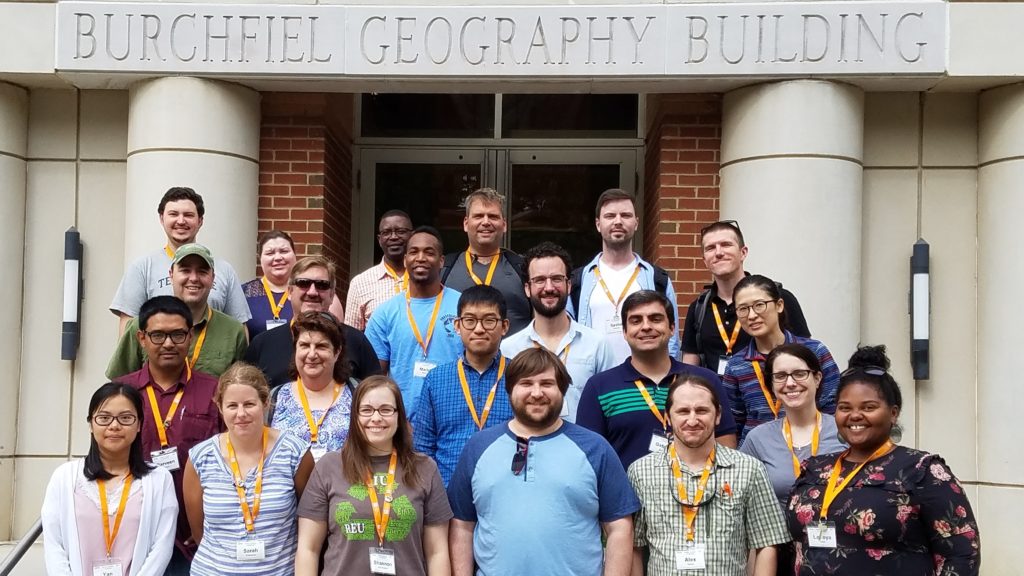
[[184, 363, 315, 576], [295, 375, 452, 576], [740, 343, 847, 575], [723, 275, 840, 443], [42, 383, 178, 575], [786, 345, 980, 575], [269, 311, 356, 462]]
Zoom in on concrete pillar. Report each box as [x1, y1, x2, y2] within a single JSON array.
[[0, 81, 28, 541], [720, 80, 864, 365], [127, 77, 260, 274]]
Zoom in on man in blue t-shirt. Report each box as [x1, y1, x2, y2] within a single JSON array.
[[448, 347, 639, 576], [366, 226, 462, 418], [577, 290, 738, 470]]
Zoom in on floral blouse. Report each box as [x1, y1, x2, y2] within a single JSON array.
[[786, 445, 980, 576]]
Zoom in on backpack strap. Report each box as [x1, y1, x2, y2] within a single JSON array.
[[692, 286, 712, 367], [440, 251, 461, 284]]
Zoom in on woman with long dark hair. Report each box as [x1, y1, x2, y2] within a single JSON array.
[[42, 383, 177, 575]]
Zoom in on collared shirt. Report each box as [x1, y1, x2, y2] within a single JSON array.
[[628, 444, 791, 576], [501, 317, 615, 423], [344, 260, 406, 331], [576, 358, 737, 470], [722, 331, 839, 444], [412, 355, 513, 486]]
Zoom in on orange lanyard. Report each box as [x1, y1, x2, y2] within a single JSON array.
[[457, 356, 506, 430], [782, 412, 821, 477], [633, 379, 667, 431], [711, 303, 741, 355], [188, 308, 212, 371], [532, 341, 571, 363], [366, 450, 398, 546], [405, 290, 444, 358], [97, 475, 134, 557], [668, 444, 715, 542], [820, 441, 893, 521], [260, 277, 289, 319], [164, 245, 175, 259], [751, 361, 781, 418], [465, 251, 500, 286], [145, 370, 189, 448], [383, 262, 408, 294], [226, 428, 268, 533], [594, 264, 641, 308], [296, 378, 342, 444]]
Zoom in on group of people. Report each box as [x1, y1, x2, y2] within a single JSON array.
[[40, 185, 981, 576]]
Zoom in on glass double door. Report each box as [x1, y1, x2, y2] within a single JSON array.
[[356, 148, 638, 271]]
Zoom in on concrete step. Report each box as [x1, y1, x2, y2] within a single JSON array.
[[0, 541, 45, 575]]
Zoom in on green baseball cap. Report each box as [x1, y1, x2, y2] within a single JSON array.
[[172, 243, 215, 269]]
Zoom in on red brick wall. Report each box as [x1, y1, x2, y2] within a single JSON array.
[[643, 95, 722, 316]]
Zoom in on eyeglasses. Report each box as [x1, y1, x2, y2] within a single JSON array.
[[378, 227, 413, 238], [92, 413, 138, 427], [144, 330, 189, 344], [735, 300, 775, 317], [457, 316, 501, 331], [771, 370, 814, 384], [840, 366, 888, 378], [358, 405, 397, 417], [511, 436, 529, 476], [699, 219, 741, 237], [292, 278, 332, 291], [528, 275, 568, 288]]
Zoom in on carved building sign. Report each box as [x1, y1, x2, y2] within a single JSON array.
[[56, 2, 947, 77]]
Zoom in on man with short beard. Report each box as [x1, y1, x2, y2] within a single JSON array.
[[501, 242, 613, 423], [448, 347, 639, 576]]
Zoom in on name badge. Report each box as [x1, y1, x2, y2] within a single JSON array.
[[92, 558, 123, 576], [266, 319, 287, 331], [369, 547, 397, 575], [310, 445, 327, 462], [648, 433, 669, 453], [413, 361, 436, 378], [717, 355, 729, 375], [236, 539, 266, 561], [675, 544, 706, 570], [150, 446, 180, 471], [605, 317, 623, 334], [808, 521, 838, 548]]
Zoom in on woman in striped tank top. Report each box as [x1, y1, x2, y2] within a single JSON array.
[[183, 363, 315, 575]]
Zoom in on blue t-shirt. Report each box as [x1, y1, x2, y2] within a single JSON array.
[[448, 422, 640, 576], [365, 287, 463, 418]]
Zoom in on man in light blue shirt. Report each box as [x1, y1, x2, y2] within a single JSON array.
[[502, 242, 614, 423], [366, 226, 462, 418]]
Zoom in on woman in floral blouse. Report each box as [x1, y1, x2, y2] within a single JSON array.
[[785, 345, 981, 575]]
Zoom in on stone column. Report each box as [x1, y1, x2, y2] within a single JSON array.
[[127, 77, 260, 275], [720, 80, 864, 364]]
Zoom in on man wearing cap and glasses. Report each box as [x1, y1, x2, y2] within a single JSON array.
[[107, 243, 248, 379], [245, 254, 381, 387], [448, 347, 639, 576], [681, 220, 811, 375], [345, 210, 415, 331]]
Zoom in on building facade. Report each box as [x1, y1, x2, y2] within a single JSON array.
[[0, 0, 1019, 571]]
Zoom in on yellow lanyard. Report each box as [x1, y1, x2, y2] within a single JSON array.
[[633, 379, 668, 431], [188, 308, 212, 371], [383, 262, 408, 294], [668, 444, 715, 542], [711, 303, 742, 355], [594, 264, 641, 308], [98, 475, 133, 557], [164, 245, 175, 259], [457, 356, 506, 430], [820, 441, 894, 521], [226, 428, 268, 533], [145, 369, 189, 448], [751, 361, 781, 418], [465, 251, 500, 286], [296, 378, 342, 444], [260, 277, 289, 320], [782, 412, 821, 477], [405, 289, 444, 358], [366, 450, 399, 546]]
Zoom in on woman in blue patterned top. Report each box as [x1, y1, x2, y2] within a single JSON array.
[[183, 363, 315, 576], [270, 311, 356, 462]]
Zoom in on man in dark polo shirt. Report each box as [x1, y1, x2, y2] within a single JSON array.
[[115, 295, 222, 576], [577, 290, 737, 470], [245, 254, 380, 387]]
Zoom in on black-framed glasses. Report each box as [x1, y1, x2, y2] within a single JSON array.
[[458, 316, 501, 331], [771, 370, 813, 384], [735, 300, 774, 317], [144, 330, 189, 344], [358, 405, 398, 417], [528, 275, 568, 288], [92, 413, 138, 427], [378, 227, 413, 238], [699, 219, 741, 237], [292, 278, 332, 291], [840, 366, 888, 378], [511, 436, 529, 476]]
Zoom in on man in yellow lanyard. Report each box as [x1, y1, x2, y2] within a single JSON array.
[[114, 295, 223, 574], [345, 210, 414, 330], [628, 375, 789, 576]]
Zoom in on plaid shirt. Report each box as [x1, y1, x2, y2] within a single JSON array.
[[344, 260, 405, 330], [628, 444, 791, 576]]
